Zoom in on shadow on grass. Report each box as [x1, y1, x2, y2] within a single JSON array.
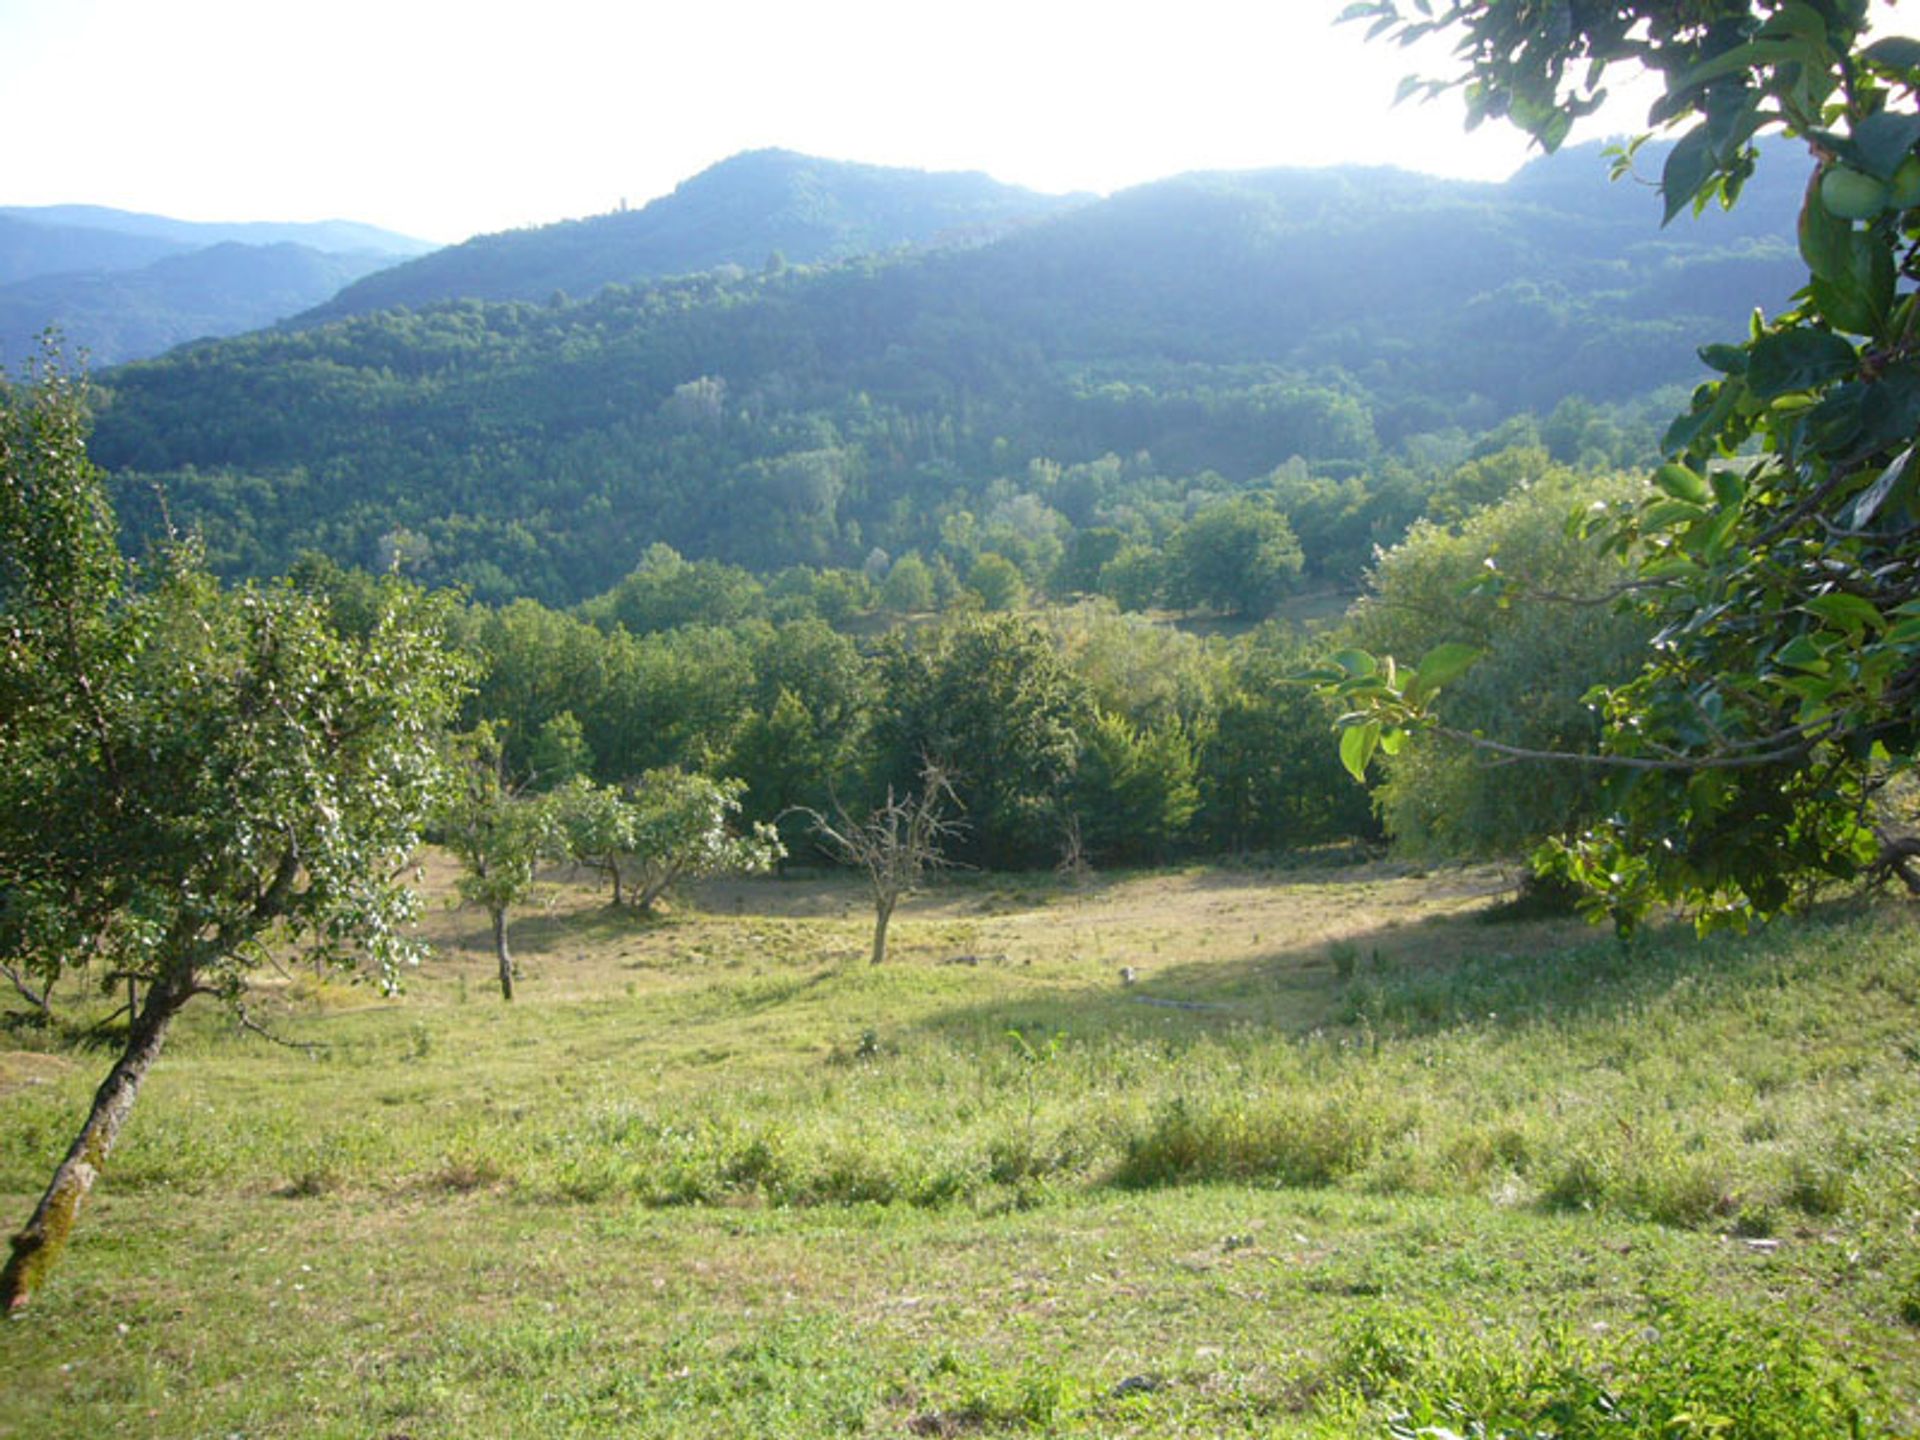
[[906, 894, 1887, 1054]]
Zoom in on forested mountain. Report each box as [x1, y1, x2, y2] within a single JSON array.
[[90, 142, 1805, 603], [298, 150, 1086, 321], [0, 215, 187, 286], [0, 242, 411, 368], [0, 205, 433, 365]]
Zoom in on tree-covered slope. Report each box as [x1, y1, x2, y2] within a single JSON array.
[[300, 149, 1086, 321], [91, 143, 1804, 603], [0, 242, 409, 368], [0, 214, 189, 287]]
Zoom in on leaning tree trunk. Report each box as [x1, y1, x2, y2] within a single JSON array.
[[870, 893, 897, 966], [492, 907, 515, 1001], [2, 973, 185, 1310]]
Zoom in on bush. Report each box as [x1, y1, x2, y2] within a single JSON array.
[[1114, 1090, 1403, 1189]]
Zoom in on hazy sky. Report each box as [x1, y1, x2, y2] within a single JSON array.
[[0, 0, 1664, 244]]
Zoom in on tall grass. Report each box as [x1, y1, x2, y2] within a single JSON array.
[[6, 896, 1916, 1244]]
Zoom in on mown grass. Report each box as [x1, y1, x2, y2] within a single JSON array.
[[2, 858, 1917, 1436]]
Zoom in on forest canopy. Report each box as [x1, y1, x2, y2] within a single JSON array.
[[86, 144, 1802, 604]]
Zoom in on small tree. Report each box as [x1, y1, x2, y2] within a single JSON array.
[[1070, 709, 1200, 866], [1346, 472, 1653, 860], [527, 710, 592, 788], [555, 777, 641, 906], [880, 552, 936, 614], [0, 355, 467, 1308], [966, 552, 1029, 612], [623, 768, 783, 916], [1165, 499, 1303, 617], [802, 767, 964, 966], [555, 771, 781, 913], [439, 725, 557, 1001], [871, 614, 1084, 869]]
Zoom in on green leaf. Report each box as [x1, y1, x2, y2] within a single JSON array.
[[1340, 722, 1381, 782], [1639, 555, 1701, 581], [1848, 112, 1920, 181], [1414, 642, 1482, 694], [1331, 649, 1377, 678], [1806, 592, 1885, 636], [1699, 504, 1742, 562], [1653, 462, 1711, 504], [1864, 37, 1920, 74], [1697, 343, 1748, 375], [1642, 498, 1709, 530], [1745, 327, 1856, 399], [1290, 665, 1346, 686], [1674, 36, 1829, 94], [1757, 2, 1828, 43], [1856, 364, 1920, 453], [1663, 382, 1738, 455], [1775, 634, 1828, 671], [1807, 229, 1896, 335], [1660, 125, 1718, 224], [1848, 446, 1914, 528]]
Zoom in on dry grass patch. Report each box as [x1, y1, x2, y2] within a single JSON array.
[[0, 1048, 74, 1098]]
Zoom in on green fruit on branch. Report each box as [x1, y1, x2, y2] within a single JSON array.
[[1822, 164, 1892, 220]]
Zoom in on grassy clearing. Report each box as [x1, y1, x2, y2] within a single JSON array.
[[2, 857, 1918, 1436]]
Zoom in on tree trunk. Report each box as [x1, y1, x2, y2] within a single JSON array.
[[635, 860, 682, 919], [2, 974, 183, 1310], [870, 894, 896, 966], [492, 907, 514, 1001]]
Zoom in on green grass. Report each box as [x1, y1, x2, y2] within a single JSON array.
[[2, 861, 1917, 1435]]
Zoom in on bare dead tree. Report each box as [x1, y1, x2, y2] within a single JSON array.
[[800, 765, 964, 966], [1055, 812, 1093, 887]]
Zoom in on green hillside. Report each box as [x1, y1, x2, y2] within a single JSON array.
[[0, 242, 406, 368], [89, 143, 1802, 604]]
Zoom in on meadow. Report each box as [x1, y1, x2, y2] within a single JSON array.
[[2, 855, 1917, 1437]]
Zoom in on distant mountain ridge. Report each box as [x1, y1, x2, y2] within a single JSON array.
[[0, 205, 433, 260], [0, 242, 408, 369], [297, 149, 1087, 321], [0, 205, 435, 366]]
